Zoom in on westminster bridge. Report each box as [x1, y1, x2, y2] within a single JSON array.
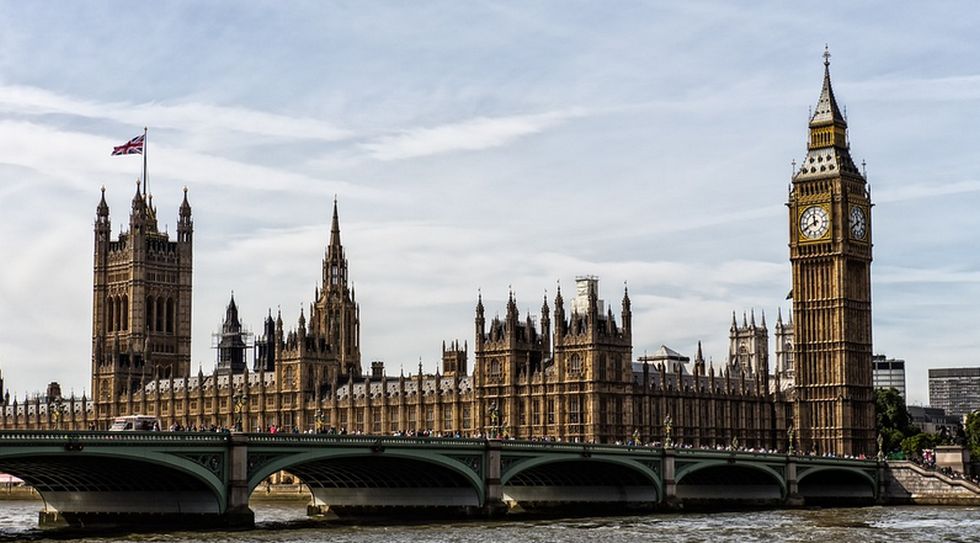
[[0, 431, 881, 529]]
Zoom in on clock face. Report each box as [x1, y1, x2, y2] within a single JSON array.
[[799, 205, 830, 240], [849, 206, 867, 239]]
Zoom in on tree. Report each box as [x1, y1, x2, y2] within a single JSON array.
[[901, 432, 939, 461], [964, 411, 980, 459], [875, 388, 913, 454]]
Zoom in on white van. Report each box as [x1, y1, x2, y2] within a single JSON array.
[[108, 415, 159, 431]]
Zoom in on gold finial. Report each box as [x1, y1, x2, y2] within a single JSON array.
[[823, 44, 831, 67], [183, 186, 188, 194], [100, 185, 106, 193]]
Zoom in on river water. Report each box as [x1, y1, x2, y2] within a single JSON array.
[[1, 501, 978, 543]]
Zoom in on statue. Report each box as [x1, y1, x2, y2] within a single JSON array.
[[731, 435, 739, 450], [787, 424, 795, 455], [876, 432, 884, 461], [663, 414, 673, 448]]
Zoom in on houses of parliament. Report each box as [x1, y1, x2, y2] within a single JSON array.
[[0, 54, 876, 456]]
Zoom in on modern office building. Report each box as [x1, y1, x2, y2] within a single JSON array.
[[873, 355, 907, 399], [929, 367, 980, 418]]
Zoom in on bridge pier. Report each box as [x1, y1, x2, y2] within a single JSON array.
[[226, 433, 256, 528], [483, 439, 507, 516], [662, 448, 679, 508], [785, 456, 803, 507]]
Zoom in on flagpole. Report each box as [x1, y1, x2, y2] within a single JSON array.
[[142, 127, 148, 196]]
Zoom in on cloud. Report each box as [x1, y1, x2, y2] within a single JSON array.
[[0, 120, 391, 201], [0, 85, 351, 142], [358, 109, 586, 161], [853, 74, 980, 103]]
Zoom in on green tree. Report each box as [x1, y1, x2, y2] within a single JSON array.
[[901, 432, 939, 460], [875, 387, 913, 453], [964, 411, 980, 459]]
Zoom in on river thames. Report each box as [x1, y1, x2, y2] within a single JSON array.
[[1, 502, 979, 542]]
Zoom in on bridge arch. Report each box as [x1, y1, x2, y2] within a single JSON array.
[[797, 466, 877, 502], [249, 448, 485, 508], [502, 455, 661, 506], [676, 460, 786, 502], [0, 448, 228, 518]]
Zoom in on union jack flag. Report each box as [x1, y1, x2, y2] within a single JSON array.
[[111, 134, 144, 156]]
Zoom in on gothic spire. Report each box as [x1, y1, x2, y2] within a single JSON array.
[[179, 186, 192, 219], [323, 196, 347, 290], [97, 186, 109, 218], [329, 195, 342, 253], [810, 45, 846, 129]]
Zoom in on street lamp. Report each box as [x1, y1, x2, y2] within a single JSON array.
[[51, 397, 65, 430], [314, 409, 325, 433], [233, 393, 247, 432]]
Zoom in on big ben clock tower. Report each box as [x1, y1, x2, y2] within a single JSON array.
[[789, 48, 874, 457]]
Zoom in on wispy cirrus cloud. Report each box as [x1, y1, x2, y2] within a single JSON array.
[[358, 109, 587, 161], [0, 85, 351, 141]]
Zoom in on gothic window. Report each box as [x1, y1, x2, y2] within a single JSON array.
[[387, 406, 398, 432], [156, 296, 164, 332], [569, 353, 582, 374], [598, 354, 607, 381], [488, 358, 502, 377], [122, 295, 129, 330], [107, 297, 115, 332], [568, 396, 581, 424], [547, 399, 555, 424], [146, 296, 153, 332], [442, 408, 452, 430], [462, 405, 472, 429]]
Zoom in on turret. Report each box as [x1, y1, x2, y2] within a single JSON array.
[[553, 283, 566, 338], [177, 187, 193, 243], [621, 283, 632, 338], [540, 293, 551, 354]]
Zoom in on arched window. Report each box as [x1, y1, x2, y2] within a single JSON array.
[[122, 295, 129, 330], [489, 358, 501, 377], [156, 296, 164, 332], [598, 354, 607, 380], [569, 353, 582, 373], [146, 296, 154, 332], [107, 297, 115, 332]]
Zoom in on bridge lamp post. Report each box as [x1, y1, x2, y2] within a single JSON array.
[[314, 409, 325, 433], [50, 397, 65, 430], [233, 393, 247, 432]]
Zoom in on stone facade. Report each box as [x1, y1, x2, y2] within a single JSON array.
[[0, 193, 782, 448], [0, 54, 876, 456]]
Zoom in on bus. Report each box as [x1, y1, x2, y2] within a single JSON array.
[[108, 415, 159, 431]]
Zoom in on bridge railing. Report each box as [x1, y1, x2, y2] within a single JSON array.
[[243, 433, 488, 449], [0, 430, 229, 444]]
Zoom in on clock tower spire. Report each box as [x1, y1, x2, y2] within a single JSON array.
[[788, 48, 874, 457]]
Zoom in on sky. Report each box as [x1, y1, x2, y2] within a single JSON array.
[[1, 2, 979, 406]]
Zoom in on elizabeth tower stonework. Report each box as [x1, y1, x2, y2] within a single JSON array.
[[789, 51, 874, 456]]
